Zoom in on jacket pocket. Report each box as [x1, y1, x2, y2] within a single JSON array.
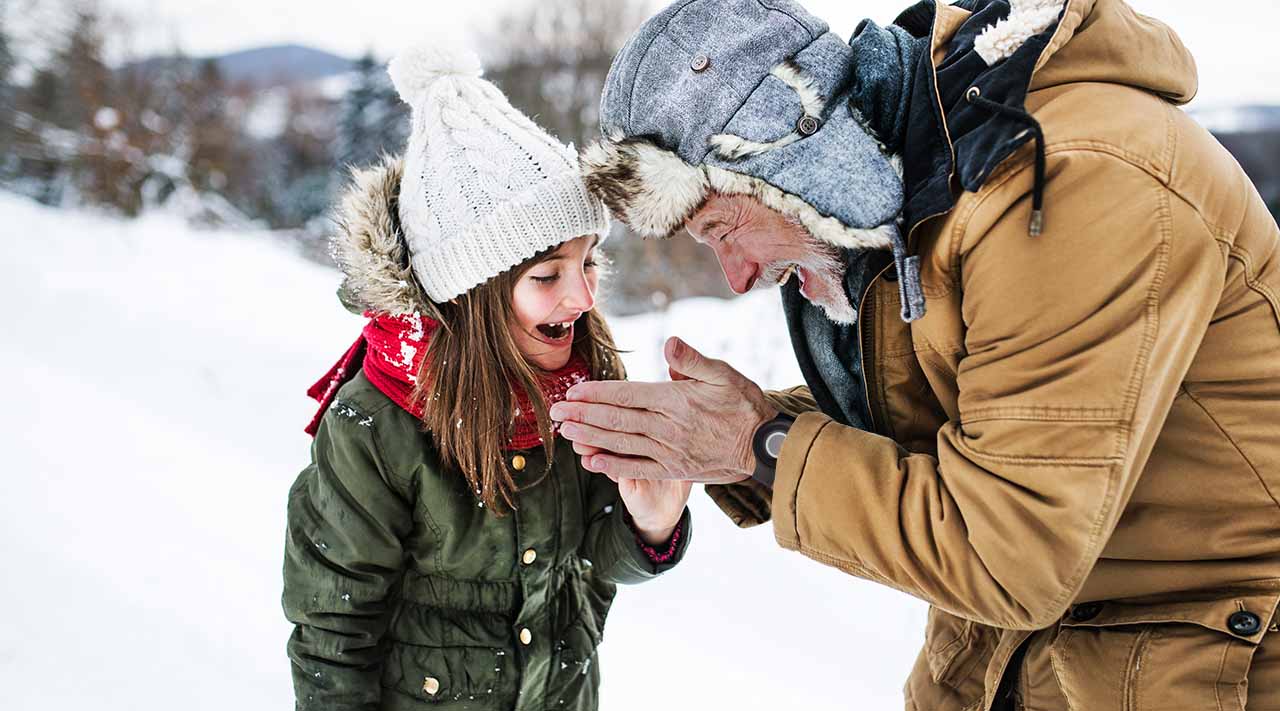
[[544, 573, 611, 707], [545, 616, 602, 710], [1051, 592, 1280, 711], [923, 606, 998, 694], [380, 642, 516, 705]]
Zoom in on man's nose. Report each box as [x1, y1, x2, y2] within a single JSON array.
[[718, 251, 759, 295]]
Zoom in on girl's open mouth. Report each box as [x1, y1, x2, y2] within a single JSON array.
[[536, 321, 574, 344]]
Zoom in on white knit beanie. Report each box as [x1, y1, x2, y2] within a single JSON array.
[[387, 44, 611, 303]]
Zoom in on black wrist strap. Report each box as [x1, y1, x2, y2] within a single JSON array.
[[750, 413, 795, 489]]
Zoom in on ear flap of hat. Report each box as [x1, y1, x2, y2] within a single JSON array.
[[580, 138, 710, 239]]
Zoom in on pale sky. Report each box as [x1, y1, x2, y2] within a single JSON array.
[[41, 0, 1280, 107]]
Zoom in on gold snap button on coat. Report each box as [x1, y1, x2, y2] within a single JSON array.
[[519, 628, 533, 645], [511, 455, 526, 471], [522, 548, 537, 565], [691, 53, 710, 72], [422, 676, 440, 695]]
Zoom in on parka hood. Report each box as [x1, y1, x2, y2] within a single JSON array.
[[893, 0, 1197, 247], [328, 155, 435, 318], [1029, 0, 1197, 104]]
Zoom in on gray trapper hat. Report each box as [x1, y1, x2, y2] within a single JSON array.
[[581, 0, 926, 321]]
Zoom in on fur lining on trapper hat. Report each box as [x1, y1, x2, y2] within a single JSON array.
[[580, 134, 897, 252], [579, 56, 899, 253]]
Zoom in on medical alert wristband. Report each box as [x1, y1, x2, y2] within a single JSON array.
[[750, 413, 796, 489]]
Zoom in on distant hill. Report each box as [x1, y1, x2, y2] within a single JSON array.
[[128, 44, 356, 89]]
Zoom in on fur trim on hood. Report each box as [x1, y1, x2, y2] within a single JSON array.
[[330, 155, 435, 318]]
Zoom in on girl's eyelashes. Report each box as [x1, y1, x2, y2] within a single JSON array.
[[531, 257, 597, 284]]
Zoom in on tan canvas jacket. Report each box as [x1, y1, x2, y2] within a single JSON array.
[[708, 1, 1280, 708]]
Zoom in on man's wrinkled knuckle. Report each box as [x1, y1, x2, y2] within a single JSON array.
[[659, 422, 682, 447], [603, 431, 623, 451], [613, 388, 631, 407]]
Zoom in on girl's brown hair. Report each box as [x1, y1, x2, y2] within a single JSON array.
[[411, 242, 625, 512]]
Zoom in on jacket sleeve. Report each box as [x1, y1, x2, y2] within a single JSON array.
[[283, 405, 415, 710], [578, 462, 691, 584], [704, 385, 818, 528], [771, 153, 1226, 630]]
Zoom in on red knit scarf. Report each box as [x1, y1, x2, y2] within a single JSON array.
[[305, 312, 591, 450]]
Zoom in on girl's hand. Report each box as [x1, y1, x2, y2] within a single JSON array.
[[617, 477, 693, 546]]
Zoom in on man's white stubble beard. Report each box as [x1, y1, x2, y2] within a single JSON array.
[[758, 225, 858, 325]]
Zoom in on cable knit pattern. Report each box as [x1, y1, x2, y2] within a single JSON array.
[[388, 44, 610, 302], [973, 0, 1066, 65]]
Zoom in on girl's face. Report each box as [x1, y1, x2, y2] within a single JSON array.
[[510, 235, 601, 370]]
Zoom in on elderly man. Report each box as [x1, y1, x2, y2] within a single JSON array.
[[548, 0, 1280, 709]]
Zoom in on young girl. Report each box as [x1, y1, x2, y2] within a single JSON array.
[[283, 47, 692, 710]]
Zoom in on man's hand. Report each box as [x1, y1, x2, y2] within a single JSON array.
[[549, 337, 777, 482]]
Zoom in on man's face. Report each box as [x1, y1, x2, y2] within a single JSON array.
[[683, 193, 857, 323]]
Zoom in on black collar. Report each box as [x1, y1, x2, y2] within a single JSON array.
[[894, 0, 1062, 239]]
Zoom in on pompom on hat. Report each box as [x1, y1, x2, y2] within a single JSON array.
[[387, 44, 483, 103], [387, 42, 610, 303]]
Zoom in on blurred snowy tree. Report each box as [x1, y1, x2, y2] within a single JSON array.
[[249, 87, 339, 229], [335, 52, 408, 173], [0, 0, 14, 177]]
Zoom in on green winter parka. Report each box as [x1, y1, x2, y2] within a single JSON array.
[[282, 156, 690, 711]]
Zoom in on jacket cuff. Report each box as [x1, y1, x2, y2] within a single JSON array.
[[763, 386, 819, 417], [771, 411, 835, 551], [626, 506, 691, 574], [608, 506, 692, 581], [704, 479, 773, 528], [627, 513, 685, 563]]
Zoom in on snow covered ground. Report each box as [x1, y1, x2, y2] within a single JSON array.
[[0, 193, 926, 710]]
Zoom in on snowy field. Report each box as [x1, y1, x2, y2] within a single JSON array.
[[0, 193, 926, 710]]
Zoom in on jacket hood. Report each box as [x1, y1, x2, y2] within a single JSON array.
[[329, 155, 437, 318], [892, 0, 1197, 243], [1029, 0, 1197, 103]]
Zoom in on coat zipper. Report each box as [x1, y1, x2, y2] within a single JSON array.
[[857, 263, 894, 436]]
